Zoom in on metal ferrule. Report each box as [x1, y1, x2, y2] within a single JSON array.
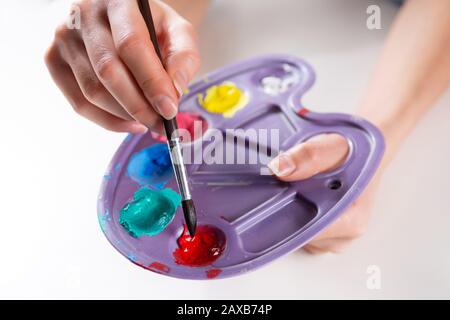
[[167, 137, 191, 201]]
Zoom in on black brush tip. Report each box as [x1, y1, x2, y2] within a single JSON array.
[[182, 199, 197, 237]]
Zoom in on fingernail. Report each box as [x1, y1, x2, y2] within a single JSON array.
[[268, 153, 296, 177], [173, 70, 188, 97], [150, 95, 178, 119], [130, 122, 148, 134]]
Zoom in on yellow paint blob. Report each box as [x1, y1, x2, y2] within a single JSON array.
[[197, 82, 248, 118]]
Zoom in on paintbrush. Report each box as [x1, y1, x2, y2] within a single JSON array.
[[138, 0, 197, 237]]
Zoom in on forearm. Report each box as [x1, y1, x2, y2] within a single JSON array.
[[357, 0, 450, 165], [162, 0, 210, 28]]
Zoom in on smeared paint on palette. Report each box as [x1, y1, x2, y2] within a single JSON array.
[[197, 82, 248, 118], [206, 269, 222, 279], [119, 187, 181, 237], [173, 225, 226, 267], [260, 63, 300, 96], [148, 262, 171, 274]]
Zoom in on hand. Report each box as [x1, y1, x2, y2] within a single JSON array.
[[45, 0, 200, 133], [268, 133, 381, 254]]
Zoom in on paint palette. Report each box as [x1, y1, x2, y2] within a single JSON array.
[[98, 54, 385, 279]]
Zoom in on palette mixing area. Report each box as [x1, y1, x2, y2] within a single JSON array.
[[97, 55, 385, 279]]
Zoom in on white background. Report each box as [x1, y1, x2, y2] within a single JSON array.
[[0, 0, 449, 299]]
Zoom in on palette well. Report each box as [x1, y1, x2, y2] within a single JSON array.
[[98, 54, 385, 279]]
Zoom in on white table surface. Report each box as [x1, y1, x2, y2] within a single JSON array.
[[0, 0, 449, 299]]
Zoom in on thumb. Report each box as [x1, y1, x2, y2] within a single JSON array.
[[268, 133, 349, 181], [159, 8, 201, 97], [166, 48, 200, 97]]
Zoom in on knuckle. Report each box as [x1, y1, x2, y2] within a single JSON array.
[[73, 0, 91, 12], [183, 49, 200, 69], [127, 106, 145, 119], [71, 0, 102, 27], [127, 107, 157, 128], [181, 22, 198, 42], [178, 19, 197, 38], [127, 105, 146, 119], [166, 47, 200, 75], [95, 56, 116, 82], [106, 0, 122, 11], [82, 78, 105, 104], [44, 44, 58, 66], [334, 134, 349, 148], [71, 99, 88, 116], [178, 19, 192, 31], [54, 24, 72, 41], [139, 73, 166, 93], [302, 143, 320, 165], [116, 32, 142, 57], [303, 245, 324, 255]]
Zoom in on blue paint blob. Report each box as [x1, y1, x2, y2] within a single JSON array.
[[127, 143, 173, 188]]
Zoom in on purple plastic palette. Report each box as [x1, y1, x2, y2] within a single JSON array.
[[97, 54, 385, 279]]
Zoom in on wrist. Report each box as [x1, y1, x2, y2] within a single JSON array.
[[356, 104, 409, 170]]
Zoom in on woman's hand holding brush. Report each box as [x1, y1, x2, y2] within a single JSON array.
[[45, 0, 204, 133]]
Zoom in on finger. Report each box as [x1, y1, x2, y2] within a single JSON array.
[[45, 44, 147, 134], [106, 0, 179, 116], [80, 9, 162, 128], [313, 175, 380, 243], [158, 3, 201, 96], [312, 209, 360, 242], [303, 245, 325, 255], [268, 133, 349, 181], [55, 28, 133, 120], [304, 237, 354, 254]]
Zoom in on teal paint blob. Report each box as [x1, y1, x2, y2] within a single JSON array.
[[127, 143, 173, 189], [119, 187, 181, 237]]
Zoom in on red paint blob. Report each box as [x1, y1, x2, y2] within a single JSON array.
[[173, 225, 226, 267], [152, 112, 208, 143], [148, 261, 171, 273], [206, 269, 222, 279]]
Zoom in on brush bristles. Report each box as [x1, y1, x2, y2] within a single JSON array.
[[182, 199, 197, 237]]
